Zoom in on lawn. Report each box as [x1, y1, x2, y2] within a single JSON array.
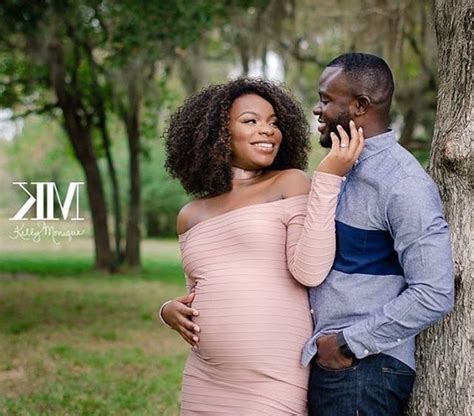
[[0, 242, 189, 416]]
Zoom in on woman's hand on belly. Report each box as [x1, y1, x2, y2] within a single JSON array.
[[160, 292, 201, 347]]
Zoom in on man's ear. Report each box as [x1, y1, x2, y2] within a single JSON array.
[[354, 95, 371, 116]]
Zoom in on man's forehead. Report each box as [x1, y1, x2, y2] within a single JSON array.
[[319, 67, 347, 92]]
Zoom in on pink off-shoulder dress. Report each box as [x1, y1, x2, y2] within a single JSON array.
[[178, 172, 342, 415]]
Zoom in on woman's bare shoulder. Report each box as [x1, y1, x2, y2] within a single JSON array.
[[272, 169, 310, 198], [177, 199, 205, 235]]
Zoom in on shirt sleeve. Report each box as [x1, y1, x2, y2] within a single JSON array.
[[285, 171, 342, 287], [343, 175, 455, 358]]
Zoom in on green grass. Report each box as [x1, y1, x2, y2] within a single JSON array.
[[0, 253, 184, 285], [0, 255, 93, 276], [0, 250, 188, 415]]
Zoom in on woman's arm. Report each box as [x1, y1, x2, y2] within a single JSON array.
[[284, 121, 364, 286], [160, 202, 202, 348], [284, 172, 342, 286]]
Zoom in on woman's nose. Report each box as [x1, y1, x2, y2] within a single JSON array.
[[259, 123, 274, 135]]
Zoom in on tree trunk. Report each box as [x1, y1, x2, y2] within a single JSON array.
[[47, 36, 113, 272], [124, 106, 141, 269], [59, 113, 113, 271], [80, 155, 114, 271], [407, 1, 472, 414], [398, 105, 417, 149], [237, 33, 250, 76], [179, 43, 205, 96], [84, 40, 123, 267], [97, 107, 123, 267]]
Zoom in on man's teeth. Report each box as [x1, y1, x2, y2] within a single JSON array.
[[253, 143, 274, 149]]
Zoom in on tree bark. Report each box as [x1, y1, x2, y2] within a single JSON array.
[[124, 111, 141, 269], [97, 109, 122, 268], [123, 89, 141, 269], [407, 1, 472, 414]]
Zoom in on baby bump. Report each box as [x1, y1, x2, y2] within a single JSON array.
[[191, 283, 312, 367]]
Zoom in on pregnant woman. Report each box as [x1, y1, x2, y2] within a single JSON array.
[[161, 78, 363, 415]]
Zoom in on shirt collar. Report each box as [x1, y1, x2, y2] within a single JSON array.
[[358, 129, 397, 162]]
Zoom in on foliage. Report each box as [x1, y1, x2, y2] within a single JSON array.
[[0, 0, 234, 269], [1, 0, 439, 241], [142, 139, 189, 237], [3, 116, 87, 209]]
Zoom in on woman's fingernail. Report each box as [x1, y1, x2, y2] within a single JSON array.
[[350, 120, 354, 126]]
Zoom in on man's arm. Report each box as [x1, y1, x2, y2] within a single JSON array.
[[341, 176, 454, 358]]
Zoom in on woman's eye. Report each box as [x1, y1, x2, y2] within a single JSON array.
[[270, 121, 279, 127], [243, 119, 257, 124]]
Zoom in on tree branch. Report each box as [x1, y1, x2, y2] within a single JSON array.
[[278, 39, 326, 67], [8, 102, 58, 120]]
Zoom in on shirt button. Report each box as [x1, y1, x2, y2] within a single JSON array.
[[355, 159, 359, 165], [342, 176, 347, 181], [397, 338, 402, 342], [363, 349, 369, 355], [310, 309, 314, 314]]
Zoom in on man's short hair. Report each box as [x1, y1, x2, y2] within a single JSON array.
[[327, 53, 394, 105]]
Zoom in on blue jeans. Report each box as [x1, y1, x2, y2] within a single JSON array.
[[308, 353, 415, 416]]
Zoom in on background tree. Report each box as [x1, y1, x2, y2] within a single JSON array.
[[408, 0, 472, 414], [100, 0, 223, 269], [0, 1, 117, 270], [0, 0, 225, 271]]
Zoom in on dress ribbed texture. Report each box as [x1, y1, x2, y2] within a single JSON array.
[[178, 172, 342, 415]]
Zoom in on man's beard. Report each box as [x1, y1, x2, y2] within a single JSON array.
[[319, 112, 352, 149]]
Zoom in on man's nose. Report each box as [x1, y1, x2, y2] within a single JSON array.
[[313, 103, 322, 116]]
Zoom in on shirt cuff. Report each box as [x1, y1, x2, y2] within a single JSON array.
[[313, 171, 344, 187], [342, 325, 378, 359]]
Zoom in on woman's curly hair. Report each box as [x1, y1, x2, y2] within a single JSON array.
[[164, 78, 311, 197]]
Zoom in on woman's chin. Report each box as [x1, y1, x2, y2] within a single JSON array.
[[250, 153, 279, 168]]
